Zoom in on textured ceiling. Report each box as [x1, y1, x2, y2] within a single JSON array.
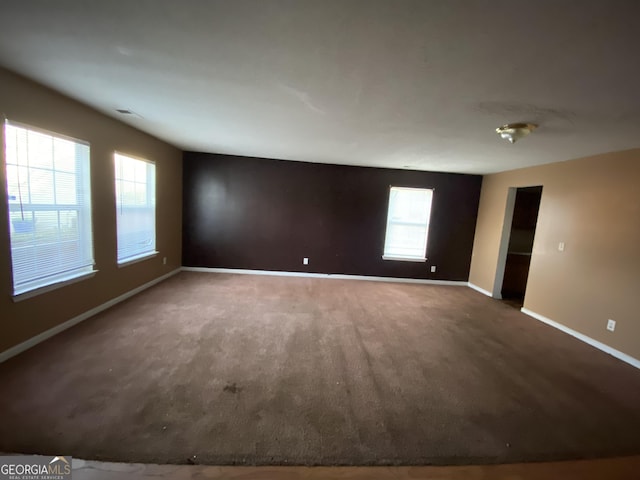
[[0, 0, 639, 174]]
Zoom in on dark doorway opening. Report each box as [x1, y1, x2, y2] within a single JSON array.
[[501, 186, 543, 309]]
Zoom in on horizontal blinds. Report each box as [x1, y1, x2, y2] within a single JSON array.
[[114, 153, 156, 263], [4, 122, 94, 295], [383, 187, 433, 260]]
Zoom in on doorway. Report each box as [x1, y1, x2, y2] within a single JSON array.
[[494, 186, 543, 308]]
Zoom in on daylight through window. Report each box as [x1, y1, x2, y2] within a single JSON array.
[[4, 122, 94, 296], [383, 186, 433, 261], [114, 153, 156, 264]]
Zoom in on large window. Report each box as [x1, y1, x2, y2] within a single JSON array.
[[4, 121, 94, 297], [114, 153, 156, 264], [383, 186, 433, 262]]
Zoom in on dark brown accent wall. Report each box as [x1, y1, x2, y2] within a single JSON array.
[[183, 153, 481, 281]]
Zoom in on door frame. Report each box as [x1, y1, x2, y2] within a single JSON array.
[[493, 185, 544, 300], [492, 187, 518, 299]]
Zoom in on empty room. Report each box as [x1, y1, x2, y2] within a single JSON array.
[[0, 1, 639, 479]]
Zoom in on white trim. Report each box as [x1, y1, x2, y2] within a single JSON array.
[[0, 268, 181, 364], [521, 308, 640, 370], [181, 267, 467, 286], [12, 270, 98, 302], [467, 282, 493, 297], [493, 187, 518, 299], [117, 251, 159, 268], [114, 150, 155, 166], [6, 119, 90, 146], [382, 255, 427, 262]]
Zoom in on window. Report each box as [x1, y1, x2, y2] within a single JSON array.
[[4, 121, 94, 297], [114, 153, 156, 264], [383, 186, 433, 262]]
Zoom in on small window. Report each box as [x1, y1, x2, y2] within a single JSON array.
[[3, 121, 94, 296], [383, 186, 433, 262], [114, 153, 156, 265]]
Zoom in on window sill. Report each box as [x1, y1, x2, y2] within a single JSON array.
[[117, 251, 159, 268], [12, 270, 98, 303], [382, 255, 427, 263]]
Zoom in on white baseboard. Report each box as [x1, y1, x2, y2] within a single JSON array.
[[467, 282, 493, 297], [181, 266, 468, 286], [0, 268, 181, 364], [521, 308, 640, 370]]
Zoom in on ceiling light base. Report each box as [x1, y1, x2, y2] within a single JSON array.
[[496, 123, 537, 144]]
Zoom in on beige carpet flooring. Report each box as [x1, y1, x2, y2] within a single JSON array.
[[0, 272, 639, 465]]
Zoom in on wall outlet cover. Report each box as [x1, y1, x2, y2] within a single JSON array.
[[607, 319, 616, 332]]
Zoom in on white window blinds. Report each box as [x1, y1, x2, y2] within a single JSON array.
[[383, 186, 433, 261], [114, 153, 156, 264], [4, 122, 94, 296]]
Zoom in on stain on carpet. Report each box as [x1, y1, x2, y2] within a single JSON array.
[[223, 382, 242, 394]]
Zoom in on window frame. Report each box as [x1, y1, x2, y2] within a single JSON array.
[[113, 151, 157, 266], [382, 186, 434, 263], [3, 120, 96, 301]]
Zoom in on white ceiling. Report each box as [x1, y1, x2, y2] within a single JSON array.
[[0, 0, 639, 174]]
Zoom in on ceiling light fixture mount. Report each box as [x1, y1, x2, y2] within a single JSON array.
[[496, 123, 537, 144]]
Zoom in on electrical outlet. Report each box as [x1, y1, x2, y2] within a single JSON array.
[[558, 242, 565, 252], [606, 319, 616, 332], [162, 257, 167, 265], [430, 266, 436, 273], [303, 257, 309, 265]]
